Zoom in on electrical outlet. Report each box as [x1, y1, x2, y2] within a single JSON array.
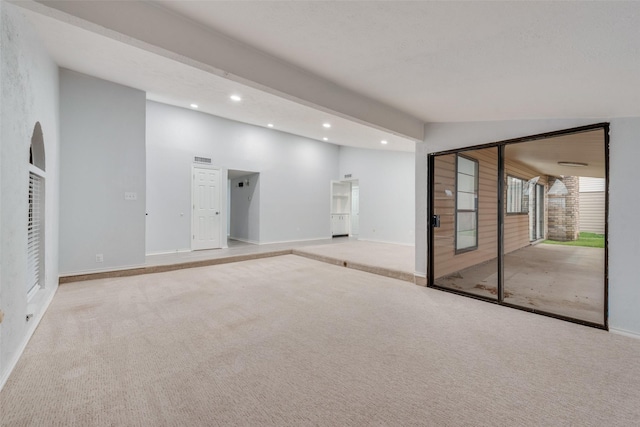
[[96, 254, 104, 263], [124, 192, 137, 201]]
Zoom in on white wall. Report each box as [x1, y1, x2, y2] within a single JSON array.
[[59, 69, 146, 274], [608, 118, 640, 337], [415, 142, 429, 279], [230, 174, 260, 243], [0, 0, 3, 372], [338, 146, 415, 245], [0, 2, 60, 389], [417, 117, 640, 337], [146, 101, 340, 253]]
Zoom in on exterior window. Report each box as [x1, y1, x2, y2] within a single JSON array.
[[456, 155, 478, 252], [507, 175, 529, 214]]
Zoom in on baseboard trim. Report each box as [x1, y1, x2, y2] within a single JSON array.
[[0, 288, 56, 393], [610, 327, 640, 340]]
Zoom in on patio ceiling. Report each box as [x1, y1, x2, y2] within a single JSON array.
[[505, 128, 605, 178]]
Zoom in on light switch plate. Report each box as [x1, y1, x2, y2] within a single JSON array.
[[125, 192, 137, 200]]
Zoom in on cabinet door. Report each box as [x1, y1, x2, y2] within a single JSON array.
[[338, 215, 349, 235]]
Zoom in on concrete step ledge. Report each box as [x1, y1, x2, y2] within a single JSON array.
[[60, 249, 422, 287], [59, 250, 293, 284], [292, 249, 418, 285]]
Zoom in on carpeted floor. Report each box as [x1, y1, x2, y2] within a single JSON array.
[[2, 255, 639, 426]]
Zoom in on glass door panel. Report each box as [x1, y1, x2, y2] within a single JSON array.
[[432, 147, 498, 300], [503, 129, 606, 326], [528, 183, 545, 241]]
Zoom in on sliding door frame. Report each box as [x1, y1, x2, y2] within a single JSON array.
[[427, 122, 609, 330]]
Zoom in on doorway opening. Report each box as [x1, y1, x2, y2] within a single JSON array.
[[331, 180, 356, 238], [228, 170, 260, 246], [428, 124, 608, 328]]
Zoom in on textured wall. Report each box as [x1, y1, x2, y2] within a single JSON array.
[[0, 2, 60, 389]]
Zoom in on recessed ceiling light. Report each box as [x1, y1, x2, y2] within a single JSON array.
[[381, 140, 388, 145], [557, 161, 588, 167], [230, 95, 242, 102], [267, 123, 274, 128], [323, 123, 331, 128], [323, 137, 328, 141], [190, 103, 198, 109]]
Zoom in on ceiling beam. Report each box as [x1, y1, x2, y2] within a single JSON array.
[[20, 0, 425, 141]]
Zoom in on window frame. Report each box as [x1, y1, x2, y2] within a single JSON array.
[[455, 154, 479, 254], [506, 174, 529, 215]]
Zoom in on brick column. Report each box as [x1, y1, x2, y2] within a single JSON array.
[[547, 176, 580, 241]]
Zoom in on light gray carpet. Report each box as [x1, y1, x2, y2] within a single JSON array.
[[2, 255, 640, 426]]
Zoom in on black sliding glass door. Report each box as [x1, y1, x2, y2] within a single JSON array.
[[429, 125, 608, 328]]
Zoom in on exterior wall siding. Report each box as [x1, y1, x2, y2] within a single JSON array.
[[579, 191, 605, 234], [503, 157, 548, 254], [433, 150, 499, 279], [433, 150, 548, 280]]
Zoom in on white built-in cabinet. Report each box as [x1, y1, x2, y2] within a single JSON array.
[[331, 181, 351, 237]]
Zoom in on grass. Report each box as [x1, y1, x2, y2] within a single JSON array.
[[542, 232, 605, 248]]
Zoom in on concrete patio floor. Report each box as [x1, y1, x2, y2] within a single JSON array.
[[435, 244, 605, 325]]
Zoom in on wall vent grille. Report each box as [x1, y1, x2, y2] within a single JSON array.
[[194, 156, 212, 164]]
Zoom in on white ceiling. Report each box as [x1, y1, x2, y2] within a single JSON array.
[[157, 1, 640, 122], [18, 1, 640, 154], [21, 6, 416, 152]]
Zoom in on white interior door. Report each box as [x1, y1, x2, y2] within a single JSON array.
[[192, 167, 221, 250], [351, 184, 360, 237]]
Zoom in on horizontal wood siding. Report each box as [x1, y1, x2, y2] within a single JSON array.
[[504, 157, 548, 254], [434, 148, 498, 279], [579, 191, 605, 234], [433, 150, 546, 279], [579, 177, 606, 192]]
